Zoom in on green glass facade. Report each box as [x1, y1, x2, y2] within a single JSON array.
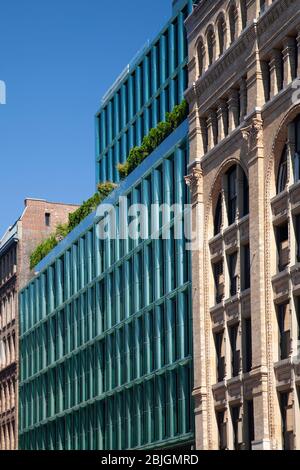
[[95, 0, 193, 185], [19, 0, 196, 450]]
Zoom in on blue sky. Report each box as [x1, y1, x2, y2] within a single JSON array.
[[0, 0, 171, 236]]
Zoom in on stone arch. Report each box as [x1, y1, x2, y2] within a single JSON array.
[[263, 104, 300, 447], [266, 104, 300, 200], [195, 35, 206, 77], [206, 158, 249, 240], [216, 11, 227, 57], [205, 24, 216, 66], [226, 0, 239, 45]]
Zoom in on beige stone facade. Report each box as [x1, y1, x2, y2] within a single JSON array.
[[0, 198, 78, 450], [185, 0, 300, 450]]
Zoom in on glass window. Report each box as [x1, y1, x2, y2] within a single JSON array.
[[227, 165, 237, 225], [277, 147, 288, 193], [214, 194, 222, 236]]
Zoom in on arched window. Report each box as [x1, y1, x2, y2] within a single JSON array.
[[217, 16, 226, 56], [227, 165, 238, 225], [277, 146, 288, 194], [240, 0, 247, 29], [214, 194, 223, 235], [207, 28, 215, 66], [228, 4, 237, 44], [242, 169, 249, 217], [293, 115, 300, 182], [197, 39, 205, 76], [226, 164, 249, 225]]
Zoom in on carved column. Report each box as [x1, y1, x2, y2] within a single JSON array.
[[217, 100, 228, 142], [283, 37, 296, 87], [189, 103, 208, 160], [270, 49, 283, 99], [239, 78, 247, 123], [228, 89, 239, 133], [207, 112, 214, 151], [241, 115, 274, 450], [185, 163, 210, 450], [297, 32, 300, 79]]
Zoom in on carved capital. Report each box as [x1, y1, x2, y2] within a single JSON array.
[[185, 164, 203, 196], [241, 116, 263, 151]]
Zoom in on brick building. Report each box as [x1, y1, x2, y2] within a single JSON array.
[[185, 0, 300, 450], [0, 198, 78, 450]]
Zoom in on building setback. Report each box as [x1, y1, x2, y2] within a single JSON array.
[[0, 199, 78, 450], [19, 0, 198, 450], [185, 0, 300, 450]]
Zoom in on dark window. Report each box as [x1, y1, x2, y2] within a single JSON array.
[[197, 39, 205, 76], [218, 17, 225, 56], [229, 323, 240, 377], [242, 170, 249, 216], [214, 194, 222, 236], [214, 331, 225, 382], [279, 392, 294, 450], [276, 223, 289, 272], [295, 215, 300, 262], [216, 411, 227, 450], [227, 166, 237, 225], [243, 317, 252, 373], [242, 244, 250, 290], [228, 252, 238, 297], [277, 147, 288, 194], [297, 298, 300, 351], [231, 406, 242, 450], [207, 29, 214, 66], [214, 260, 224, 304], [277, 302, 290, 360], [229, 5, 237, 43], [293, 116, 300, 182], [245, 400, 254, 450], [240, 0, 247, 28], [45, 213, 51, 227]]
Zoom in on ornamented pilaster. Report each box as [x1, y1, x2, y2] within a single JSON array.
[[269, 49, 283, 99], [241, 116, 264, 155], [217, 100, 228, 142], [283, 37, 296, 87], [228, 89, 239, 133], [185, 163, 203, 205], [185, 161, 209, 449]]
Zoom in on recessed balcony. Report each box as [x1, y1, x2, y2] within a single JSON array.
[[209, 234, 223, 262], [210, 304, 225, 330], [274, 359, 293, 390], [224, 225, 238, 253], [272, 270, 290, 303], [271, 190, 289, 225]]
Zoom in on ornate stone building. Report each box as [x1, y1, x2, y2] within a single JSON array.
[[185, 0, 300, 450], [0, 198, 78, 450]]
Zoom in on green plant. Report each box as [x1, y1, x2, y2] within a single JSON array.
[[117, 162, 130, 179], [97, 181, 117, 198], [30, 183, 117, 268], [166, 100, 188, 129], [30, 101, 189, 268], [117, 100, 188, 179], [55, 223, 70, 241], [30, 235, 58, 270], [68, 192, 101, 231]]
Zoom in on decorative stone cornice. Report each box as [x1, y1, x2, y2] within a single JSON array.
[[256, 0, 298, 36], [185, 22, 257, 105]]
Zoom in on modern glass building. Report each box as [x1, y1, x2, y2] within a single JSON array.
[[19, 0, 196, 450]]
